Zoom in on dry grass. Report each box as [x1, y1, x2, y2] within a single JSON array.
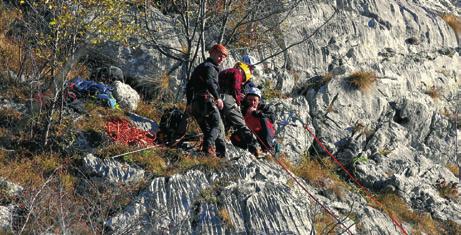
[[446, 163, 459, 177], [261, 80, 284, 100], [348, 71, 377, 92], [378, 193, 438, 234], [74, 104, 125, 132], [435, 178, 459, 200], [424, 86, 441, 100], [96, 143, 135, 158], [442, 14, 461, 35], [122, 148, 168, 176], [0, 108, 23, 128], [134, 100, 163, 121], [67, 63, 90, 80], [314, 211, 338, 234], [0, 7, 21, 71], [322, 72, 334, 84], [120, 148, 223, 176], [218, 208, 234, 228], [0, 153, 63, 187], [172, 155, 223, 174], [282, 155, 348, 200]]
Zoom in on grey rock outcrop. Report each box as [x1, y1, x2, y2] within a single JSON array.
[[0, 206, 13, 232], [113, 81, 141, 111], [0, 178, 23, 197], [82, 154, 145, 184], [0, 179, 20, 233], [87, 0, 461, 233], [270, 96, 314, 163], [105, 148, 362, 234]]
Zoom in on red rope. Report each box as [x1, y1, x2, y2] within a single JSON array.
[[105, 119, 156, 146], [248, 126, 353, 234], [303, 125, 408, 235], [275, 158, 354, 234]]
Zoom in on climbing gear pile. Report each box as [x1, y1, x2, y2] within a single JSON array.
[[105, 119, 156, 146]]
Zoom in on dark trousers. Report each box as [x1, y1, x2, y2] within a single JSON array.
[[192, 99, 226, 156], [221, 94, 257, 151]]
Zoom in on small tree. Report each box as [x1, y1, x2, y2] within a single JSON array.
[[13, 0, 140, 146], [139, 0, 337, 100]]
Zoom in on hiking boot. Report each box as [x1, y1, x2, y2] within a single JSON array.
[[216, 152, 226, 158], [248, 146, 259, 157], [202, 147, 216, 157]]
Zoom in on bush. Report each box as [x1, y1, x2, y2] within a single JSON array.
[[347, 71, 377, 92]]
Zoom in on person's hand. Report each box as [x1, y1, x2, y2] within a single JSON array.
[[215, 98, 223, 110], [247, 107, 256, 116]]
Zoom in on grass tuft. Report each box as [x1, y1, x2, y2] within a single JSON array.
[[218, 208, 234, 228], [446, 163, 459, 177], [442, 14, 461, 35], [377, 193, 438, 234], [424, 86, 442, 100], [261, 80, 283, 100], [314, 211, 338, 234], [347, 71, 377, 92], [435, 178, 459, 200], [283, 154, 347, 200]]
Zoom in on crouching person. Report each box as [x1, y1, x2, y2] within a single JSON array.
[[185, 44, 228, 158], [219, 62, 259, 157], [241, 87, 277, 153]]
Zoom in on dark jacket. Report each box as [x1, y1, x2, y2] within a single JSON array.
[[186, 58, 221, 105]]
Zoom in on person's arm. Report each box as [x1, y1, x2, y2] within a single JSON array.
[[204, 66, 220, 100], [205, 66, 223, 109], [233, 70, 243, 106]]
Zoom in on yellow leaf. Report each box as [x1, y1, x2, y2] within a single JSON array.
[[19, 0, 25, 4], [49, 18, 57, 25]]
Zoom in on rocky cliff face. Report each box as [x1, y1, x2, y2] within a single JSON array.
[[12, 0, 455, 234]]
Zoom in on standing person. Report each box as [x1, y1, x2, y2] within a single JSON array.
[[185, 44, 228, 157], [219, 62, 259, 156], [241, 87, 277, 152]]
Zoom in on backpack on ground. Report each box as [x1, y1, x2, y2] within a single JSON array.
[[158, 108, 189, 146]]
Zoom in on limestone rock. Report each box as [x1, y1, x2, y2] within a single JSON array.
[[0, 206, 13, 232], [113, 81, 141, 111], [82, 154, 145, 184]]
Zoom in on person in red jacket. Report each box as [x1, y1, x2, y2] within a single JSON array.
[[219, 62, 259, 157], [241, 87, 277, 152]]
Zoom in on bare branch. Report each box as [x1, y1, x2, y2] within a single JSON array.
[[254, 6, 338, 65]]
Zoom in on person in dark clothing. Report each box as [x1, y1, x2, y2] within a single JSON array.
[[219, 62, 259, 157], [186, 44, 227, 157], [241, 87, 276, 152]]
